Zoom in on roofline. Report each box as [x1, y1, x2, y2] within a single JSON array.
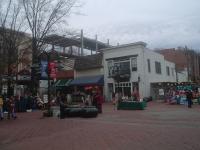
[[100, 41, 147, 51]]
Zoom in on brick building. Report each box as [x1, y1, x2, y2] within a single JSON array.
[[156, 48, 200, 83]]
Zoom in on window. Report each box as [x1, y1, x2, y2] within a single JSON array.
[[131, 57, 137, 71], [166, 66, 170, 76], [147, 59, 151, 73], [155, 61, 161, 74]]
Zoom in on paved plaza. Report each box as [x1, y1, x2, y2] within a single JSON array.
[[0, 102, 200, 150]]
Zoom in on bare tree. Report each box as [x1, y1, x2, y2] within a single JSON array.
[[22, 0, 78, 94], [22, 0, 78, 59], [0, 0, 26, 96]]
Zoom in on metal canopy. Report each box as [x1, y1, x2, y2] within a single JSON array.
[[43, 34, 110, 50], [43, 34, 80, 47]]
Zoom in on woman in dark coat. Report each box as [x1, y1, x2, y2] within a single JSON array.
[[93, 91, 103, 113]]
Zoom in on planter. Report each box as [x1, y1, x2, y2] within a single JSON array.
[[117, 101, 147, 110]]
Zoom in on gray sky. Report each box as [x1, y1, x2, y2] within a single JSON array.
[[68, 0, 200, 49]]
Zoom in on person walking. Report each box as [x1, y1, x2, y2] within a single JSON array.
[[94, 90, 103, 113], [0, 95, 4, 120], [186, 90, 193, 108], [7, 96, 17, 119], [112, 92, 116, 110]]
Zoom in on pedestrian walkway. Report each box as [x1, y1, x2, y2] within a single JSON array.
[[0, 102, 200, 150]]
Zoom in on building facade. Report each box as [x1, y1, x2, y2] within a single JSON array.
[[103, 42, 177, 101], [156, 48, 200, 82]]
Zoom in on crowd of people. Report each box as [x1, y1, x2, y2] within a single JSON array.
[[165, 88, 200, 108], [0, 93, 48, 120], [0, 95, 17, 120]]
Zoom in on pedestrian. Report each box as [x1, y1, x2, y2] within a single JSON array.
[[93, 90, 103, 113], [7, 96, 17, 119], [186, 90, 193, 108], [112, 92, 116, 110], [85, 94, 92, 106], [0, 95, 4, 120], [59, 93, 67, 119], [132, 87, 140, 101]]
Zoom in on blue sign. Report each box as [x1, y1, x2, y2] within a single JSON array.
[[41, 61, 48, 78]]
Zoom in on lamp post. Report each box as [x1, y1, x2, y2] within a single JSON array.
[[41, 51, 63, 116], [41, 51, 51, 113]]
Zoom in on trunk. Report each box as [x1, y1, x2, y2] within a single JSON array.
[[31, 38, 39, 95]]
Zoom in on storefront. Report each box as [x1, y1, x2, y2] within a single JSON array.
[[70, 75, 104, 102]]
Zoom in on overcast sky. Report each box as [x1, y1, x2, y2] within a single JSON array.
[[68, 0, 200, 50]]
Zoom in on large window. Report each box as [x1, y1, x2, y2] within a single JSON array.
[[155, 61, 161, 74], [131, 57, 137, 71], [147, 59, 151, 73], [166, 66, 170, 76], [115, 82, 131, 97]]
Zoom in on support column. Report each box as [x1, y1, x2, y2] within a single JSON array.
[[107, 39, 110, 46]]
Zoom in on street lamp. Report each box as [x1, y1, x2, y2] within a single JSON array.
[[40, 51, 52, 116], [40, 51, 64, 117]]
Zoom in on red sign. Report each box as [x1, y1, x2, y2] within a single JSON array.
[[49, 62, 56, 79]]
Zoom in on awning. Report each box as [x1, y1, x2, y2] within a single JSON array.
[[70, 75, 104, 86], [54, 79, 72, 87]]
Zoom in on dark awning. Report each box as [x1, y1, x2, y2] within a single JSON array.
[[70, 75, 104, 86], [54, 79, 72, 87]]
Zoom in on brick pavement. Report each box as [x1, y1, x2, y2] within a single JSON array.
[[0, 102, 200, 150]]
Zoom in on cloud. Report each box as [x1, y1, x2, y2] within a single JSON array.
[[68, 0, 200, 50]]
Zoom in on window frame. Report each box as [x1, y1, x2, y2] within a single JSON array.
[[155, 61, 162, 74], [131, 57, 137, 71]]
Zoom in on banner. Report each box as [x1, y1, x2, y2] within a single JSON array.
[[41, 61, 48, 79], [49, 62, 56, 79]]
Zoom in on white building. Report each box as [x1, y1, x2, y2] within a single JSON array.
[[103, 42, 177, 101], [177, 68, 189, 82]]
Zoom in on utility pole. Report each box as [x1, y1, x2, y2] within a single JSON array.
[[95, 34, 98, 54], [185, 46, 190, 82], [81, 29, 84, 56], [107, 39, 110, 46]]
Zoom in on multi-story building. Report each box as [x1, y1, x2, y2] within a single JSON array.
[[103, 42, 177, 101], [156, 48, 200, 83]]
